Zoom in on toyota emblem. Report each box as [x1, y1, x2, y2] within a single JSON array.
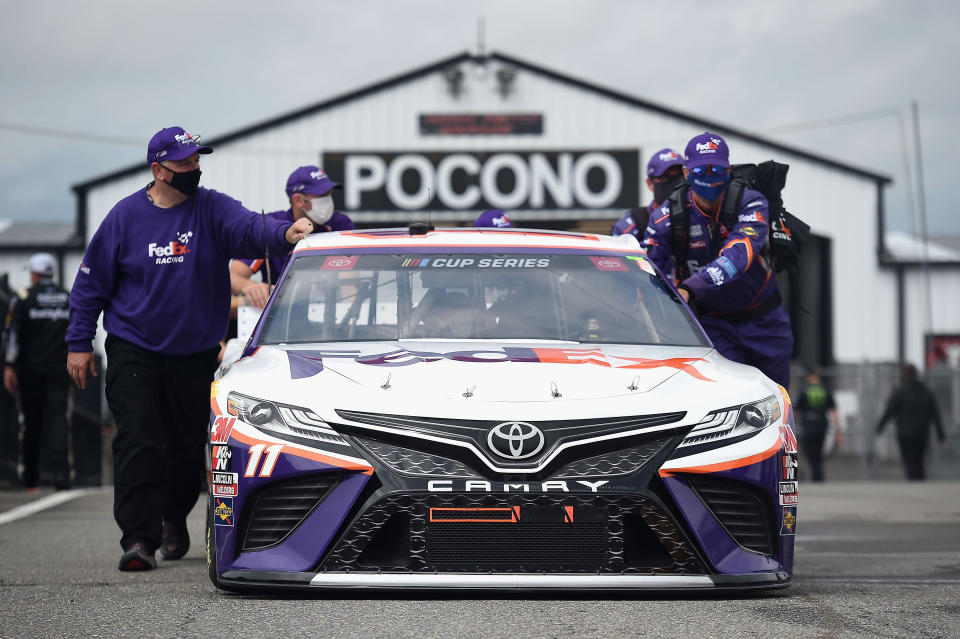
[[487, 422, 545, 460]]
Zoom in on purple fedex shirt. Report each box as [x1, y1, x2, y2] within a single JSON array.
[[237, 208, 354, 279], [67, 186, 294, 355]]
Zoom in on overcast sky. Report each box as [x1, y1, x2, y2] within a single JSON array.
[[1, 0, 957, 236]]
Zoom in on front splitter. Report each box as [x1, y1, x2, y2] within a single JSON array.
[[217, 570, 790, 591]]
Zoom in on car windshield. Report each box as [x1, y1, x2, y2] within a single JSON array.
[[257, 252, 707, 346]]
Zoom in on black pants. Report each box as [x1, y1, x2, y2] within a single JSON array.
[[19, 367, 71, 488], [897, 435, 928, 481], [801, 428, 828, 482], [104, 336, 218, 551]]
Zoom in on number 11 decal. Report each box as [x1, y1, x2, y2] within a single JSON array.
[[244, 444, 284, 477]]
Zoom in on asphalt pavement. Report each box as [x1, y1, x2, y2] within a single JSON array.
[[0, 478, 958, 639]]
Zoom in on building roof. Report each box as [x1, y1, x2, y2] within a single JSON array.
[[73, 51, 891, 194], [0, 219, 82, 250], [884, 231, 960, 264]]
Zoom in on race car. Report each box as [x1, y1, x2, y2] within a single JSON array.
[[206, 226, 797, 591]]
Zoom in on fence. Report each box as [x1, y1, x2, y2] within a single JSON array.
[[797, 363, 960, 480]]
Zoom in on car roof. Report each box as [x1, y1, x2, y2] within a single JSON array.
[[295, 227, 641, 253]]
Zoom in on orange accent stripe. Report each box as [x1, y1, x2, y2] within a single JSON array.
[[230, 428, 373, 474], [720, 237, 754, 268], [654, 213, 670, 224], [249, 259, 265, 274], [211, 397, 222, 416], [341, 230, 601, 241], [291, 243, 645, 255], [659, 436, 782, 477]]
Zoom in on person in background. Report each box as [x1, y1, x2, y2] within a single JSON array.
[[795, 368, 840, 481], [876, 363, 946, 480], [611, 149, 685, 240], [230, 166, 354, 308], [473, 209, 513, 228], [66, 126, 313, 572], [3, 253, 72, 491], [642, 132, 793, 390]]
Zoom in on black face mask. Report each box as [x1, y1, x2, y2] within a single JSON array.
[[163, 167, 202, 196], [652, 175, 685, 205]]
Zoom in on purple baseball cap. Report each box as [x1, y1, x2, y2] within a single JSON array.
[[684, 132, 730, 170], [646, 148, 684, 177], [473, 209, 513, 228], [285, 166, 341, 197], [147, 126, 212, 165]]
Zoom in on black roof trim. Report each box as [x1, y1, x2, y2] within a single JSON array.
[[74, 49, 889, 192]]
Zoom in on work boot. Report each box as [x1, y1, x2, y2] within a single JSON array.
[[160, 520, 190, 560]]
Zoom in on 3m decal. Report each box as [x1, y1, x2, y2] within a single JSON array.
[[212, 445, 232, 472], [214, 497, 235, 527], [212, 472, 239, 497], [210, 416, 236, 444], [780, 506, 797, 536], [779, 480, 799, 506], [244, 443, 284, 477]]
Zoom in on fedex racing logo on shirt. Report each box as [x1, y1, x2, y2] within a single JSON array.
[[148, 231, 194, 264]]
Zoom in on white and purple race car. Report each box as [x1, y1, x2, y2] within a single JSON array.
[[207, 226, 798, 591]]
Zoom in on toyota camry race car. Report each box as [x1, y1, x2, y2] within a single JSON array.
[[206, 226, 798, 591]]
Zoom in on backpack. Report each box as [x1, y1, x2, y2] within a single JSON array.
[[667, 160, 811, 276]]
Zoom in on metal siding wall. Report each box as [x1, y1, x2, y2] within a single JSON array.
[[78, 60, 900, 363]]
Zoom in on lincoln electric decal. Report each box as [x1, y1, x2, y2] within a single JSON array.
[[287, 348, 714, 381]]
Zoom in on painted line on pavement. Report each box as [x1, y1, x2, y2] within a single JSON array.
[[0, 488, 106, 526]]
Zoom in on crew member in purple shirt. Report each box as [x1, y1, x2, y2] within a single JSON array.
[[642, 132, 793, 389], [473, 209, 513, 228], [66, 126, 313, 572], [610, 148, 684, 240], [230, 165, 354, 308]]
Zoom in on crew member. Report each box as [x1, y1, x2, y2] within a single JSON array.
[[66, 126, 313, 571], [642, 132, 793, 389], [3, 253, 72, 491], [230, 166, 354, 308], [473, 209, 513, 228], [611, 149, 684, 239]]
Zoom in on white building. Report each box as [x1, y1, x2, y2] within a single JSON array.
[[55, 50, 959, 369]]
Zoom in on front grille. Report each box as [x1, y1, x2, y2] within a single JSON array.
[[239, 475, 339, 551], [355, 437, 479, 478], [553, 439, 669, 478], [320, 493, 704, 574], [687, 476, 775, 556]]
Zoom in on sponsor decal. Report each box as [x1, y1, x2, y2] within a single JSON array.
[[304, 347, 716, 381], [780, 424, 798, 454], [323, 149, 637, 213], [428, 479, 609, 493], [705, 266, 725, 286], [212, 444, 232, 472], [210, 416, 236, 444], [782, 452, 798, 481], [487, 422, 545, 459], [212, 471, 239, 497], [717, 256, 738, 277], [741, 226, 759, 238], [738, 211, 765, 224], [321, 255, 358, 270], [658, 150, 680, 162], [310, 169, 329, 181], [780, 505, 797, 536], [213, 497, 235, 527], [79, 262, 90, 275], [147, 231, 193, 265], [589, 256, 628, 272], [209, 381, 219, 399], [626, 256, 656, 275], [779, 480, 799, 506], [746, 199, 764, 209], [689, 225, 704, 238], [689, 239, 707, 250]]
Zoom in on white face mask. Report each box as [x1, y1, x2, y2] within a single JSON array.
[[304, 195, 334, 225]]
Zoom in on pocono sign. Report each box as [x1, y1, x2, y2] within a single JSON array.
[[323, 149, 639, 213]]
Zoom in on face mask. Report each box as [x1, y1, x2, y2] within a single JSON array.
[[305, 195, 334, 225], [163, 167, 202, 196], [652, 175, 685, 204], [688, 171, 729, 202]]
